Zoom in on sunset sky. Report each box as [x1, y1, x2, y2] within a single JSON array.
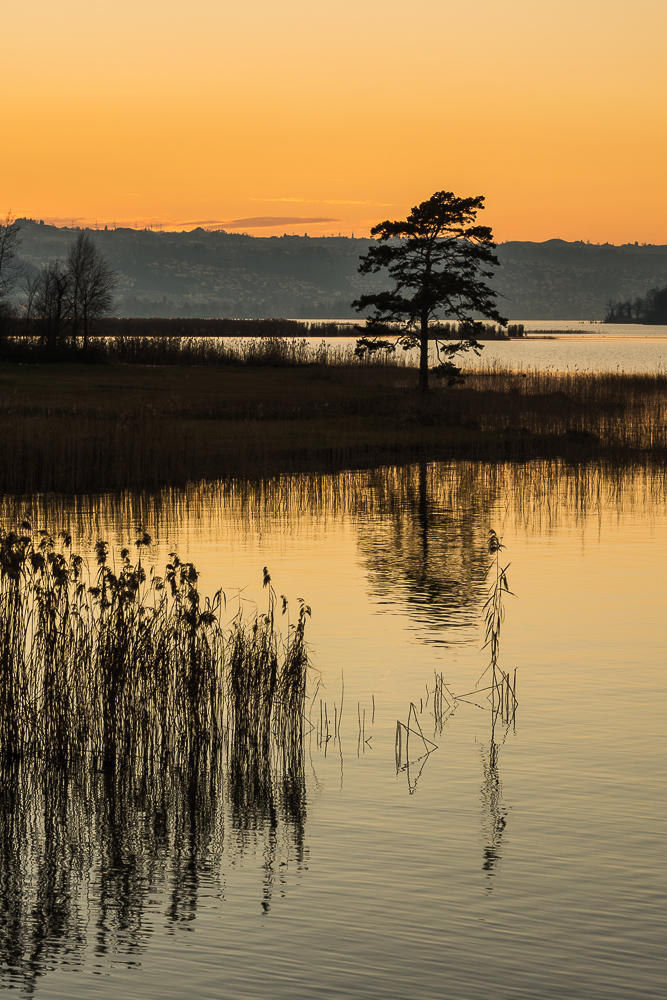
[[4, 0, 667, 242]]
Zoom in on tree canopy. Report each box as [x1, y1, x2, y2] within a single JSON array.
[[352, 191, 506, 390], [66, 232, 117, 346], [605, 284, 667, 325]]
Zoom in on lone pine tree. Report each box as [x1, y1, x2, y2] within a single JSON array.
[[352, 191, 506, 391]]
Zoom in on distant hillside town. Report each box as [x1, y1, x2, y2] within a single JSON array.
[[11, 219, 667, 321]]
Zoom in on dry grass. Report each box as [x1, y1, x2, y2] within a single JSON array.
[[0, 361, 665, 491]]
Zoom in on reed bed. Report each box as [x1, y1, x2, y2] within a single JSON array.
[[0, 332, 406, 368], [1, 362, 666, 492], [0, 527, 311, 762], [100, 334, 411, 367], [464, 366, 667, 452]]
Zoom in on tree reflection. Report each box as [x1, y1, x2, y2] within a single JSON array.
[[2, 459, 665, 553], [354, 461, 500, 641], [0, 742, 307, 988]]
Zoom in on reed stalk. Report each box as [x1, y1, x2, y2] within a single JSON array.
[[0, 527, 311, 762], [481, 529, 518, 723]]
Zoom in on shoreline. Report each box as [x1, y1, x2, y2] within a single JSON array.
[[0, 361, 665, 493]]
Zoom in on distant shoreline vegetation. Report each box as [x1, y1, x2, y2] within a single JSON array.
[[1, 315, 526, 340], [0, 318, 525, 367], [605, 284, 667, 324]]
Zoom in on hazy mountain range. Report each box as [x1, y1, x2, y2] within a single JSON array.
[[14, 219, 667, 321]]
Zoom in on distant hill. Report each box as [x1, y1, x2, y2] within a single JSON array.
[[13, 220, 667, 320], [496, 239, 667, 320]]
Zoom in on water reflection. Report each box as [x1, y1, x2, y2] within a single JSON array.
[[3, 460, 665, 648], [0, 744, 307, 988], [0, 459, 664, 997], [480, 717, 511, 886], [394, 700, 441, 794], [355, 461, 494, 641]]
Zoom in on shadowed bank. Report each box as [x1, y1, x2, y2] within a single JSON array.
[[1, 361, 666, 492]]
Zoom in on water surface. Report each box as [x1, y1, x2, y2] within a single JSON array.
[[302, 320, 667, 371], [1, 461, 665, 998]]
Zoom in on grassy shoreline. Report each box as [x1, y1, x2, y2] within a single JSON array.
[[1, 361, 665, 492]]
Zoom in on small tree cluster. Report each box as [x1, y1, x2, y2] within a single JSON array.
[[24, 232, 117, 348], [605, 285, 667, 325]]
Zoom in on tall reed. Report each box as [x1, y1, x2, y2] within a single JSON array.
[[0, 527, 310, 762], [481, 529, 517, 722], [0, 332, 409, 367]]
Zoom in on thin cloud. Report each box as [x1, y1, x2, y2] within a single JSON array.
[[184, 219, 229, 226], [26, 214, 347, 232], [224, 216, 338, 228], [250, 197, 392, 207]]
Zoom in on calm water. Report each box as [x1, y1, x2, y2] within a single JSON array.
[[1, 461, 666, 998], [310, 324, 667, 372]]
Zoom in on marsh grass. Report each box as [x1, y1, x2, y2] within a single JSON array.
[[479, 530, 518, 723], [0, 527, 310, 762], [451, 530, 518, 722], [0, 330, 405, 368], [1, 362, 666, 492], [99, 334, 410, 368]]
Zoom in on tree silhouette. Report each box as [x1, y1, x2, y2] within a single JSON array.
[[66, 232, 117, 347], [606, 283, 667, 325], [352, 191, 506, 391], [0, 215, 22, 329], [33, 260, 71, 348], [26, 233, 117, 350]]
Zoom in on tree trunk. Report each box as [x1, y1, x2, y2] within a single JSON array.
[[419, 312, 429, 392]]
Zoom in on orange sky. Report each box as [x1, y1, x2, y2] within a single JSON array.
[[4, 0, 667, 242]]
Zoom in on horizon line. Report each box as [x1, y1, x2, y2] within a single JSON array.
[[9, 219, 662, 248]]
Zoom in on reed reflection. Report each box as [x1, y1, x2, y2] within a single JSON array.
[[4, 458, 664, 530], [480, 716, 510, 886], [3, 460, 664, 646], [0, 743, 307, 989]]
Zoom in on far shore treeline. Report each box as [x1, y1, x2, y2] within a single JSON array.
[[605, 284, 667, 324], [1, 314, 525, 342], [5, 216, 667, 322]]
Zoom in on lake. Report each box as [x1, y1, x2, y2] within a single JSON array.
[[1, 459, 665, 998], [297, 323, 667, 373]]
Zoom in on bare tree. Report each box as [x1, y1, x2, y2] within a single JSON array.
[[33, 260, 71, 347], [21, 272, 41, 329], [0, 215, 22, 297], [0, 215, 22, 331], [66, 232, 117, 347]]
